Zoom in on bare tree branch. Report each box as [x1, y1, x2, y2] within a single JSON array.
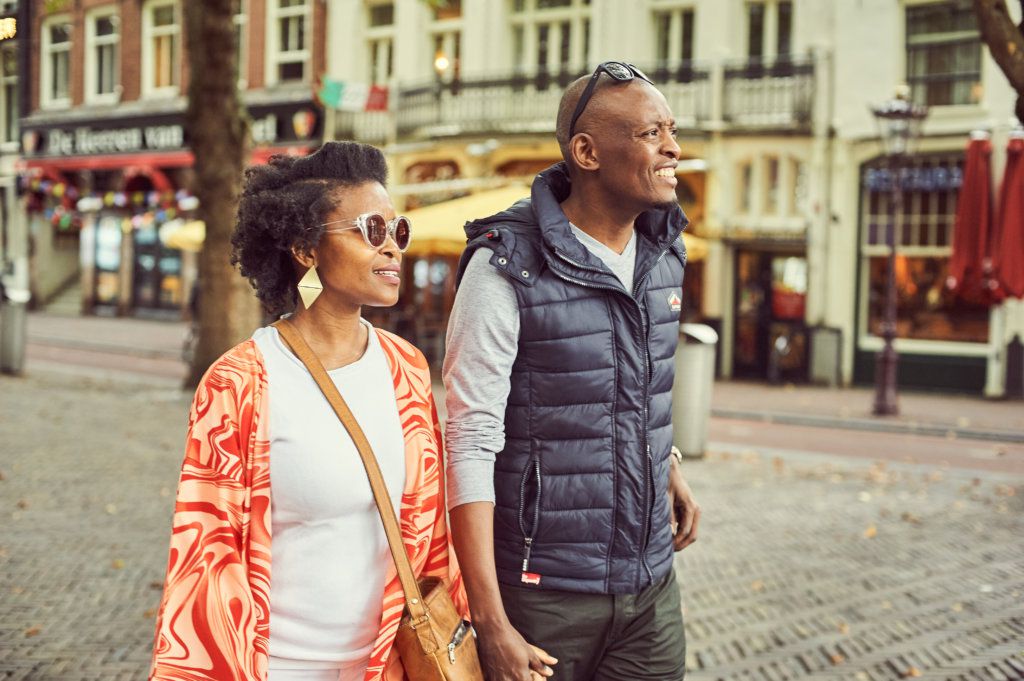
[[973, 0, 1024, 121]]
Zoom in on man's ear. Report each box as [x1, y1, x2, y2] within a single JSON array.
[[291, 244, 316, 270], [570, 133, 600, 172]]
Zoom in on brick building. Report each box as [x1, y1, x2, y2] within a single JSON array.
[[18, 0, 325, 317]]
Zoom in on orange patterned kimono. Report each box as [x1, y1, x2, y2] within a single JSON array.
[[150, 329, 467, 681]]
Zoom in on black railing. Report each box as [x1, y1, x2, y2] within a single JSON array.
[[722, 56, 815, 129], [395, 64, 712, 138]]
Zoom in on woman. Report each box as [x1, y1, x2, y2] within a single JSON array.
[[149, 142, 466, 681]]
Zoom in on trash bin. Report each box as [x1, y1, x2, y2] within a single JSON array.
[[672, 323, 719, 459], [0, 286, 29, 375]]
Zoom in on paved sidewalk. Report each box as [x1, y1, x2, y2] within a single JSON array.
[[712, 381, 1024, 443], [1, 368, 1022, 680]]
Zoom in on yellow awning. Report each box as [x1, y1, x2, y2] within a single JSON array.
[[403, 184, 708, 260], [160, 219, 205, 252]]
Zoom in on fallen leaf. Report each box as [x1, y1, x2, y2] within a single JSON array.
[[838, 622, 850, 634], [16, 499, 28, 509], [143, 608, 157, 618], [150, 581, 164, 590], [902, 667, 922, 678], [859, 492, 872, 503], [111, 559, 125, 570], [105, 504, 118, 515], [995, 485, 1016, 497], [951, 603, 963, 612], [751, 579, 765, 592], [829, 653, 845, 665], [863, 524, 878, 539], [0, 470, 6, 481], [901, 512, 921, 524], [773, 457, 784, 474], [24, 626, 41, 638]]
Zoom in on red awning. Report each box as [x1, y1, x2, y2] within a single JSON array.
[[993, 136, 1024, 299], [947, 136, 995, 305], [18, 145, 314, 174], [19, 150, 194, 172]]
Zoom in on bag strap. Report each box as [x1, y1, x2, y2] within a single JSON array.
[[272, 319, 430, 625]]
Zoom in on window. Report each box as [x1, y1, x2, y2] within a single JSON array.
[[142, 1, 180, 95], [906, 3, 982, 107], [738, 161, 753, 213], [430, 0, 462, 82], [510, 0, 591, 84], [86, 8, 120, 103], [746, 1, 791, 63], [41, 17, 72, 108], [268, 0, 310, 83], [859, 154, 988, 344], [0, 44, 16, 144], [777, 1, 792, 58], [765, 156, 780, 215], [235, 1, 248, 88], [367, 1, 394, 84], [746, 3, 765, 61], [654, 8, 695, 66]]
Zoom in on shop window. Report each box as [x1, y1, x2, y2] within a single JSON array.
[[86, 8, 120, 104], [0, 44, 16, 145], [142, 0, 180, 96], [268, 0, 310, 83], [433, 0, 461, 21], [860, 155, 988, 345], [906, 2, 982, 107], [41, 16, 72, 109]]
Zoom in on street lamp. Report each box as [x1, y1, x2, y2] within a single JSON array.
[[869, 85, 928, 416]]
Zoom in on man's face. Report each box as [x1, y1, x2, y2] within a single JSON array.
[[588, 81, 681, 212]]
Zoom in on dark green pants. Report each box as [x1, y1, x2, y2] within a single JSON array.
[[498, 569, 686, 681]]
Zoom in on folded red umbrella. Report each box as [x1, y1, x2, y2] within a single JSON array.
[[994, 135, 1024, 299], [947, 135, 995, 304]]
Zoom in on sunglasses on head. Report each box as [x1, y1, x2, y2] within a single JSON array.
[[321, 212, 412, 252], [568, 61, 653, 138]]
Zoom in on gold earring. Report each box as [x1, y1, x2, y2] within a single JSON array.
[[297, 266, 323, 309]]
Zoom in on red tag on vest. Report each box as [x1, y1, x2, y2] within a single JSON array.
[[520, 572, 542, 585]]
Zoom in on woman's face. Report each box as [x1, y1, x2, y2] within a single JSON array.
[[306, 181, 403, 311]]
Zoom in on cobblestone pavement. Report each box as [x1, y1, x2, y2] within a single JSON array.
[[1, 371, 1022, 681]]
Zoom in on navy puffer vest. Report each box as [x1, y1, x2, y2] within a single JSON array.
[[457, 163, 688, 595]]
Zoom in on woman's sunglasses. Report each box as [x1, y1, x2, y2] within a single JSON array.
[[568, 61, 653, 138], [321, 212, 412, 252]]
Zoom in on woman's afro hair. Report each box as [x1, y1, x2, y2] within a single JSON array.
[[231, 141, 388, 314]]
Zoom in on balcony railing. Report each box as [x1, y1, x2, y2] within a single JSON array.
[[722, 57, 815, 130], [333, 56, 818, 144], [395, 64, 712, 139]]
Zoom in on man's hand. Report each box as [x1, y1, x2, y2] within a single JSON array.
[[668, 448, 701, 551], [475, 621, 557, 681]]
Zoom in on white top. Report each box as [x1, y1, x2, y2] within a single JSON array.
[[253, 321, 406, 676], [443, 225, 638, 509]]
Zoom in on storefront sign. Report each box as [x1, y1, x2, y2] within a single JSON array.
[[22, 101, 320, 159], [863, 165, 963, 193], [46, 124, 184, 156]]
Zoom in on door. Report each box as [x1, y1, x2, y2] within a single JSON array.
[[733, 249, 808, 381]]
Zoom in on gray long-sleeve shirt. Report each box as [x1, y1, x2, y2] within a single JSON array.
[[442, 225, 637, 510]]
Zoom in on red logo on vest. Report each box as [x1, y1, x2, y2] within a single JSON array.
[[521, 572, 542, 585], [668, 292, 682, 312]]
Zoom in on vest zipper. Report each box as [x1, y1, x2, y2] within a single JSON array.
[[552, 249, 666, 589], [518, 460, 542, 576]]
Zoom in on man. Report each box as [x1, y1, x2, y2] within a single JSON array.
[[443, 62, 701, 681]]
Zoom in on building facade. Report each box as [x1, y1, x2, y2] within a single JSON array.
[[17, 0, 326, 317], [328, 0, 1023, 395]]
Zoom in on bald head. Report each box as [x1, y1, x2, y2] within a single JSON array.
[[556, 73, 665, 171]]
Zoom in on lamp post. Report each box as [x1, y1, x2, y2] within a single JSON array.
[[869, 85, 928, 416]]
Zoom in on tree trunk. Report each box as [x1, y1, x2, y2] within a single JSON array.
[[184, 0, 261, 387], [973, 0, 1024, 122]]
